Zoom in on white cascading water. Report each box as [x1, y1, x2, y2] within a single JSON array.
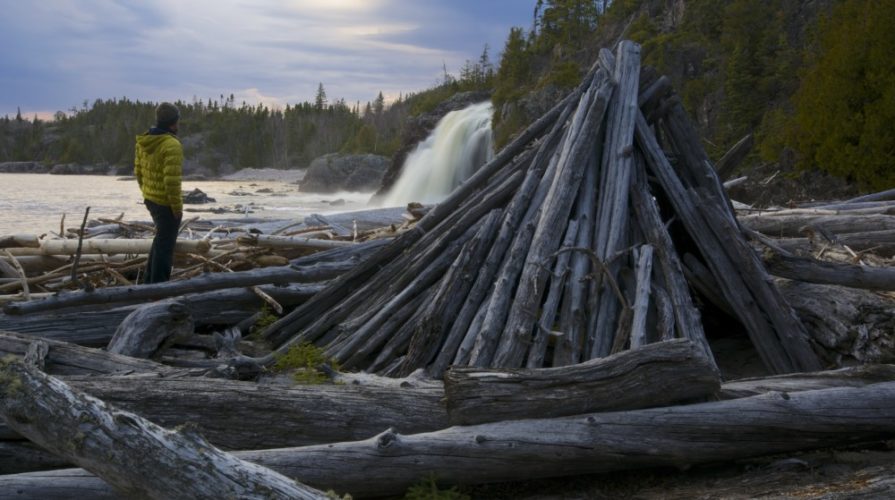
[[381, 101, 494, 206]]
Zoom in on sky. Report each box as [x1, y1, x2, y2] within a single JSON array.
[[0, 0, 536, 120]]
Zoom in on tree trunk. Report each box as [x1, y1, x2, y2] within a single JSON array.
[[0, 371, 447, 453], [636, 111, 820, 374], [0, 331, 180, 376], [0, 283, 322, 346], [494, 69, 615, 368], [3, 264, 346, 316], [106, 300, 194, 358], [8, 382, 895, 498], [764, 251, 895, 291], [720, 364, 895, 399], [0, 358, 325, 499], [444, 339, 719, 425], [741, 213, 895, 238], [5, 238, 211, 256]]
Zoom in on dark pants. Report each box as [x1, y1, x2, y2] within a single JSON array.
[[144, 199, 181, 284]]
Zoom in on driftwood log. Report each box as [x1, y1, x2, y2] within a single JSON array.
[[3, 263, 347, 315], [763, 251, 895, 291], [106, 300, 194, 358], [0, 283, 323, 346], [444, 339, 719, 425], [0, 331, 181, 376], [720, 364, 895, 399], [6, 382, 895, 498], [0, 371, 447, 455], [781, 281, 895, 365], [5, 238, 211, 256], [740, 213, 895, 238], [0, 358, 326, 499]]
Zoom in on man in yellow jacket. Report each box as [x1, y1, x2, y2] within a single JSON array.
[[134, 102, 183, 283]]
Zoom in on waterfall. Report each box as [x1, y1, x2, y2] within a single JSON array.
[[381, 101, 494, 206]]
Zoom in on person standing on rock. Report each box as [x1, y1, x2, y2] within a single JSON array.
[[134, 102, 183, 284]]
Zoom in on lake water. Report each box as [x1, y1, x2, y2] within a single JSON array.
[[0, 173, 376, 235]]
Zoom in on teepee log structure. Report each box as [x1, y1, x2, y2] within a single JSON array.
[[260, 40, 820, 375]]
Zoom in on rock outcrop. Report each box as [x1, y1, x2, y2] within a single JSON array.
[[0, 161, 49, 174], [299, 153, 390, 193]]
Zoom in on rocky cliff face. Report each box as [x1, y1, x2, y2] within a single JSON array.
[[372, 90, 491, 201], [300, 153, 390, 193]]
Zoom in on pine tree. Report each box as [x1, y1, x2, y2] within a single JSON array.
[[788, 0, 895, 189], [315, 83, 328, 111]]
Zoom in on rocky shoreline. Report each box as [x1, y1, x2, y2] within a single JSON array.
[[0, 152, 391, 194]]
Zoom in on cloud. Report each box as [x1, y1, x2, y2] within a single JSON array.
[[0, 0, 534, 117]]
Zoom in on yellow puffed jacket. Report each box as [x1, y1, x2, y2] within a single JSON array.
[[134, 132, 183, 214]]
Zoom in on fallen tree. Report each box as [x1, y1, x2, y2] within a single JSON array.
[[0, 283, 323, 346], [0, 358, 326, 499], [444, 339, 719, 425], [5, 382, 895, 498]]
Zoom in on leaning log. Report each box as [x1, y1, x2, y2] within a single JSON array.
[[444, 339, 719, 425], [8, 382, 895, 498], [636, 110, 820, 373], [0, 358, 326, 499]]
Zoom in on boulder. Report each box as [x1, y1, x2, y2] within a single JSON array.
[[182, 188, 216, 204], [48, 164, 111, 175], [300, 153, 390, 193]]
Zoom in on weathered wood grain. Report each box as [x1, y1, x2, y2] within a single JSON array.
[[444, 339, 719, 425], [8, 382, 895, 498], [0, 358, 326, 499]]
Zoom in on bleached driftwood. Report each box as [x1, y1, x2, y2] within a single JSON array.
[[3, 263, 346, 315], [0, 283, 323, 346], [0, 358, 326, 499], [5, 238, 211, 256], [0, 331, 181, 375], [106, 299, 195, 358], [444, 339, 719, 425], [7, 382, 895, 498], [0, 234, 40, 249]]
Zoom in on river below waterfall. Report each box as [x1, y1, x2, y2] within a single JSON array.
[[0, 173, 374, 235]]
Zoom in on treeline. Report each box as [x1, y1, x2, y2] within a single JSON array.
[[0, 91, 397, 173], [492, 0, 895, 190], [0, 52, 495, 174]]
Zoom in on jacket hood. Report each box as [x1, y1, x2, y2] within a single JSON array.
[[136, 132, 176, 155]]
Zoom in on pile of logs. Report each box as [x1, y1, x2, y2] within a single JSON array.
[[0, 207, 409, 305], [259, 41, 821, 377], [2, 40, 895, 498]]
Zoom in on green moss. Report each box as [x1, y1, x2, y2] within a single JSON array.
[[273, 342, 340, 385], [404, 476, 470, 500], [248, 303, 279, 340], [324, 490, 352, 500], [0, 355, 23, 396]]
